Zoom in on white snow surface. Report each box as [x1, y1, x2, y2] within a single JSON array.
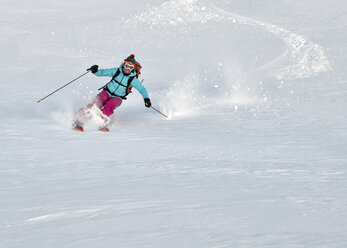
[[1, 0, 347, 247]]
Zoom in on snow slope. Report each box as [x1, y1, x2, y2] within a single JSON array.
[[1, 0, 347, 247]]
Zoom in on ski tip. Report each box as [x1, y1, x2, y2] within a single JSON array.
[[99, 127, 109, 132], [73, 126, 84, 132]]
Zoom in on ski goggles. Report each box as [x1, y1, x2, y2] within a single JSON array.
[[123, 62, 135, 71]]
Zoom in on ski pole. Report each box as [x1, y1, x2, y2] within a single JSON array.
[[151, 106, 168, 118], [37, 71, 90, 103], [137, 78, 167, 118]]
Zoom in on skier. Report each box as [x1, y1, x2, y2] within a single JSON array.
[[73, 54, 151, 132]]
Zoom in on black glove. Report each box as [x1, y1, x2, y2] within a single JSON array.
[[144, 98, 151, 108], [87, 65, 98, 73]]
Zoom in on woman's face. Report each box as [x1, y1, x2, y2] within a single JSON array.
[[123, 62, 134, 74]]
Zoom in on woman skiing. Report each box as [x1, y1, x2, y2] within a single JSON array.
[[73, 54, 151, 132]]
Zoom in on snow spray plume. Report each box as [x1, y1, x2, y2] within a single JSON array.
[[37, 71, 90, 103]]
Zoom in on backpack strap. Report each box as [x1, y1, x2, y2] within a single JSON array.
[[124, 76, 136, 97], [111, 68, 121, 82], [128, 76, 135, 86], [98, 68, 121, 91]]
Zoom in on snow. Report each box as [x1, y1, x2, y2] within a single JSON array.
[[1, 0, 347, 247]]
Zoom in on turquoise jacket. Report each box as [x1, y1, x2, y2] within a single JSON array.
[[94, 64, 149, 99]]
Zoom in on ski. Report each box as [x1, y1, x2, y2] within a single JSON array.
[[72, 120, 84, 132], [73, 125, 84, 132]]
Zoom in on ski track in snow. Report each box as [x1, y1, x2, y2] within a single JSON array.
[[136, 0, 331, 80], [208, 3, 332, 79], [26, 200, 176, 223]]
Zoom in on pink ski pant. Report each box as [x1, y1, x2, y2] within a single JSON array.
[[89, 90, 122, 116]]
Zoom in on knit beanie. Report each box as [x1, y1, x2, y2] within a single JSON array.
[[124, 54, 136, 66]]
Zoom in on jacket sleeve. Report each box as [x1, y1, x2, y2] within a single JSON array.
[[94, 68, 118, 77], [130, 78, 149, 99]]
